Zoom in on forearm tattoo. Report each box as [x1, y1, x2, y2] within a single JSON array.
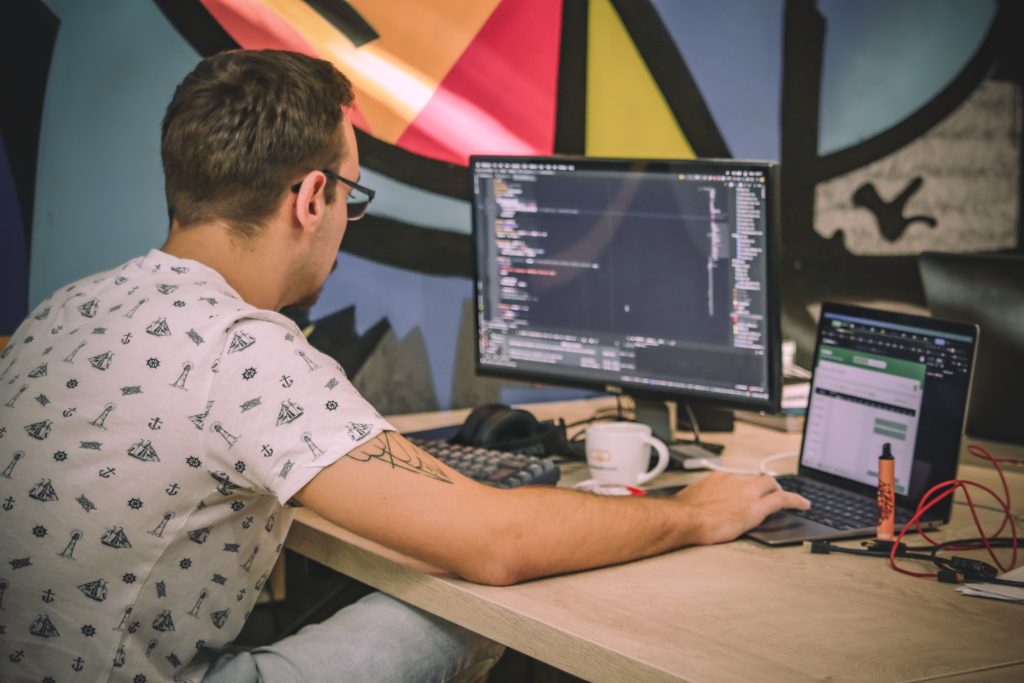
[[348, 432, 453, 484]]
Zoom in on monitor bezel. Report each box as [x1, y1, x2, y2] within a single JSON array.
[[469, 154, 783, 413]]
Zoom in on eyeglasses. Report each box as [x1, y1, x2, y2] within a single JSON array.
[[291, 169, 376, 221]]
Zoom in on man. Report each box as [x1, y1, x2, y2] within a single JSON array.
[[0, 50, 808, 682]]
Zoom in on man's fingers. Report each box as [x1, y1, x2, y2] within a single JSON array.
[[753, 474, 782, 495], [759, 490, 811, 517]]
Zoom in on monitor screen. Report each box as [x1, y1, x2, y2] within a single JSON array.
[[470, 156, 781, 412]]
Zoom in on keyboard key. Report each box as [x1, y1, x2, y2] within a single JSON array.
[[409, 437, 561, 488]]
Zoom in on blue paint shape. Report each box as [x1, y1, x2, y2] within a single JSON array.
[[310, 253, 471, 410], [651, 0, 784, 161], [818, 0, 996, 155], [30, 0, 200, 308]]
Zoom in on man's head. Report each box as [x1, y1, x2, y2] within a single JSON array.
[[161, 49, 354, 238]]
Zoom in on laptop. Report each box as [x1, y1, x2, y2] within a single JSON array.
[[748, 302, 978, 545]]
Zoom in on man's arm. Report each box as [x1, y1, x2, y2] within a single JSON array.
[[295, 431, 809, 586]]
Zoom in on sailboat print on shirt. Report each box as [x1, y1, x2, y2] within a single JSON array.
[[28, 478, 59, 502], [29, 613, 60, 638], [101, 526, 132, 549], [127, 439, 160, 463], [77, 578, 109, 602]]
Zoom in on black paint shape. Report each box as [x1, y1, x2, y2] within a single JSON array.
[[852, 177, 937, 243], [554, 0, 588, 155], [304, 0, 379, 47], [153, 0, 238, 56], [306, 305, 390, 379], [608, 0, 731, 158]]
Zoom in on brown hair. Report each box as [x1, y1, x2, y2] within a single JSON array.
[[161, 50, 354, 238]]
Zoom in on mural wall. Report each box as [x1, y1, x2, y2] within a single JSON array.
[[2, 0, 1021, 413]]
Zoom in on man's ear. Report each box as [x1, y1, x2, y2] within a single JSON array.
[[292, 171, 328, 233]]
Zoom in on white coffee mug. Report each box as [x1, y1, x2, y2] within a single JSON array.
[[585, 422, 670, 486]]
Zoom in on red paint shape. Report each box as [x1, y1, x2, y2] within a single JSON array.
[[397, 0, 562, 166], [201, 0, 319, 55], [198, 1, 372, 135]]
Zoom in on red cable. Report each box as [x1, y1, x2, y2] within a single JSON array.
[[886, 444, 1020, 578]]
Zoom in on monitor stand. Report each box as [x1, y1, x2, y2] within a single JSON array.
[[633, 398, 725, 463]]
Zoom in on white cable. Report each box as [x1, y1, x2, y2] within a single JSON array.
[[758, 450, 799, 476], [679, 450, 799, 477]]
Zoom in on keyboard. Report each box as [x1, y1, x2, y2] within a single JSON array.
[[777, 476, 914, 531], [408, 437, 561, 488]]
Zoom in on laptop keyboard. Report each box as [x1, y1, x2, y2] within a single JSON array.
[[777, 476, 913, 531]]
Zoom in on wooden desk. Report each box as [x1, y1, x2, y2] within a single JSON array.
[[285, 399, 1024, 683]]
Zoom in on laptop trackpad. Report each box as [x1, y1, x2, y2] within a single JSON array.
[[747, 512, 839, 545]]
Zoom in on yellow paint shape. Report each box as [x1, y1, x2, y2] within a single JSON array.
[[586, 0, 694, 159], [260, 0, 501, 142]]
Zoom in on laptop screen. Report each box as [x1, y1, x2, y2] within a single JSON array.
[[800, 304, 977, 505]]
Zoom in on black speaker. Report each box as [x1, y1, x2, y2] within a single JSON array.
[[450, 404, 570, 457]]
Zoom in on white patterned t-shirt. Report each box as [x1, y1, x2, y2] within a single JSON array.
[[0, 249, 393, 682]]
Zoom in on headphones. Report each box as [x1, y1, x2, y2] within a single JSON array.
[[450, 404, 571, 457]]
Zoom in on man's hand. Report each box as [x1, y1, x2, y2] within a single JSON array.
[[673, 472, 811, 545]]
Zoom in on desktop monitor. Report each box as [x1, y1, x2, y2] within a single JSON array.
[[469, 156, 782, 445]]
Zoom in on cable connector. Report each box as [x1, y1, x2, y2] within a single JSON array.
[[937, 570, 965, 584], [863, 539, 908, 555], [949, 556, 998, 580], [807, 540, 833, 554]]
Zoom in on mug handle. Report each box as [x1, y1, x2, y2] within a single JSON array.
[[637, 435, 670, 485]]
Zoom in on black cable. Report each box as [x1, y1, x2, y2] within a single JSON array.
[[812, 537, 1024, 587]]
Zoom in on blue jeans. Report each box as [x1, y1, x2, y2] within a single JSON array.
[[204, 592, 505, 683]]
